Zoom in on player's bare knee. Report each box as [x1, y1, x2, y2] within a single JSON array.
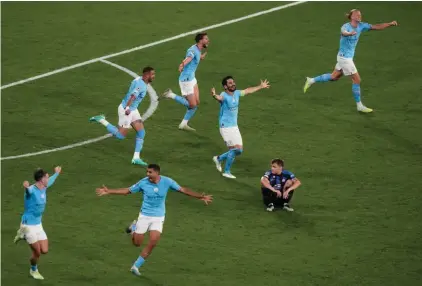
[[41, 249, 48, 255]]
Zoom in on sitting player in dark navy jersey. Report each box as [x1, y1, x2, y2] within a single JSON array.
[[260, 158, 301, 212]]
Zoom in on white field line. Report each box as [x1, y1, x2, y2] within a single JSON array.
[[1, 60, 159, 161], [0, 1, 307, 90]]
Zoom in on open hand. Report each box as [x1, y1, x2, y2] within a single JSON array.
[[390, 21, 398, 26], [260, 79, 270, 89], [200, 194, 213, 205], [54, 166, 62, 174], [96, 185, 109, 196]]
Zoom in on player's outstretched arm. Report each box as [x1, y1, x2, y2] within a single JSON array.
[[178, 187, 213, 205], [211, 87, 223, 102], [371, 21, 398, 30], [243, 79, 270, 95], [47, 166, 62, 188], [96, 185, 131, 196]]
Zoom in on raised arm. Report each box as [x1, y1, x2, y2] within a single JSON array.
[[47, 166, 62, 188], [211, 87, 224, 102], [243, 79, 270, 95], [96, 185, 131, 196], [371, 21, 398, 30], [178, 187, 213, 205]]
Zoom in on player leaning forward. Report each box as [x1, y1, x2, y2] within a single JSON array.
[[14, 166, 62, 280], [90, 67, 157, 166], [211, 76, 270, 179], [96, 164, 212, 276], [304, 9, 398, 113]]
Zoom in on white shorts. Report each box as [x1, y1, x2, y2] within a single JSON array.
[[335, 56, 357, 76], [179, 78, 197, 96], [134, 214, 165, 234], [21, 224, 47, 244], [220, 126, 243, 147], [118, 104, 142, 128]]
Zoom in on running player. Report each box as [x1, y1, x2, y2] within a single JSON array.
[[303, 9, 398, 113], [89, 67, 156, 166], [14, 166, 62, 280], [211, 76, 270, 179], [95, 164, 212, 277], [160, 32, 209, 131]]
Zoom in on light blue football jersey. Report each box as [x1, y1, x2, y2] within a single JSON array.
[[218, 90, 245, 128], [129, 176, 181, 217], [338, 22, 372, 58], [21, 173, 59, 225], [121, 77, 148, 111], [179, 45, 201, 82]]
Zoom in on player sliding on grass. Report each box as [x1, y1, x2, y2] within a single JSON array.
[[303, 9, 398, 113], [89, 66, 156, 166], [160, 32, 209, 131], [211, 76, 270, 179], [95, 164, 212, 277], [14, 166, 62, 280]]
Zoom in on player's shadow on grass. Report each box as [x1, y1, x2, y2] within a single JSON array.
[[136, 275, 163, 286], [226, 178, 317, 234]]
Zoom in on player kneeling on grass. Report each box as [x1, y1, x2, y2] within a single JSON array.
[[260, 159, 301, 212], [90, 66, 156, 166], [95, 164, 213, 277], [14, 166, 62, 280]]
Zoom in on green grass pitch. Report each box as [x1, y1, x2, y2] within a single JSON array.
[[2, 1, 422, 286]]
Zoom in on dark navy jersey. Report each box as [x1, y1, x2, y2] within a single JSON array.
[[262, 170, 295, 191]]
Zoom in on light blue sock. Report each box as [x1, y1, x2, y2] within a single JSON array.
[[352, 83, 361, 102], [224, 149, 237, 173], [134, 256, 145, 268], [106, 123, 125, 140], [31, 265, 37, 271], [218, 150, 231, 162], [174, 95, 189, 107], [313, 73, 332, 83], [135, 129, 145, 153], [183, 106, 198, 121]]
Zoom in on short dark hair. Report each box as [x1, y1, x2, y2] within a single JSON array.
[[271, 158, 284, 167], [34, 169, 47, 182], [222, 76, 234, 87], [142, 66, 154, 74], [195, 32, 207, 43], [147, 164, 161, 173]]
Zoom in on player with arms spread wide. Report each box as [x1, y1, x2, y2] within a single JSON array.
[[211, 76, 270, 179], [303, 9, 398, 113], [14, 166, 62, 280], [95, 164, 213, 277], [161, 32, 209, 131], [89, 67, 156, 166]]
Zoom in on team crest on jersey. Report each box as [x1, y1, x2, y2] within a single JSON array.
[[153, 187, 159, 193], [40, 193, 45, 199]]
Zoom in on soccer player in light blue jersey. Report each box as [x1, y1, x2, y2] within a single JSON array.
[[95, 164, 212, 277], [89, 67, 156, 166], [13, 166, 62, 280], [303, 9, 398, 113], [211, 76, 270, 179], [161, 33, 209, 131]]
